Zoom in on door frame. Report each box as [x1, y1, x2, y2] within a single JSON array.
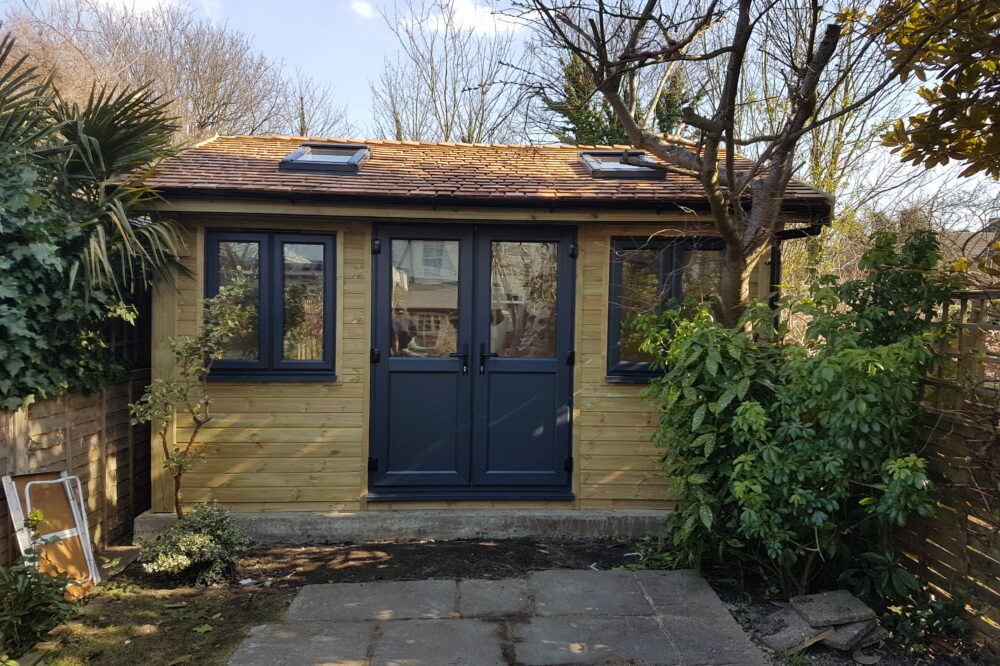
[[367, 222, 577, 502]]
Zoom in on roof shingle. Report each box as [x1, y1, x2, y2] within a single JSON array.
[[146, 135, 833, 210]]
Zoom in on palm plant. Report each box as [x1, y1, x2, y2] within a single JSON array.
[[0, 26, 183, 293]]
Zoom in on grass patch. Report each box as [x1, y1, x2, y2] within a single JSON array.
[[36, 582, 293, 666]]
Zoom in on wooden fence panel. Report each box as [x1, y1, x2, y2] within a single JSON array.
[[0, 370, 151, 566], [906, 290, 1000, 647]]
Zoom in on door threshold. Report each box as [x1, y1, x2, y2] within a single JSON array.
[[365, 491, 576, 502]]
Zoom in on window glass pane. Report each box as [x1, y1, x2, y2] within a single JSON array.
[[391, 239, 459, 357], [217, 241, 260, 360], [491, 242, 557, 358], [283, 242, 325, 361], [298, 147, 358, 163], [683, 249, 722, 302], [615, 249, 659, 363]]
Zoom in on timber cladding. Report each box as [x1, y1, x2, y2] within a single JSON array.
[[157, 215, 771, 513], [0, 373, 151, 566]]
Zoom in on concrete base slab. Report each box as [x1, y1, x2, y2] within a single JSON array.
[[759, 608, 833, 654], [822, 619, 877, 651], [633, 570, 721, 607], [133, 509, 671, 544], [514, 616, 679, 665], [790, 590, 876, 627], [287, 580, 458, 622], [372, 619, 505, 666], [655, 604, 769, 666]]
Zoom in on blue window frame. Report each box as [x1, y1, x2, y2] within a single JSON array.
[[205, 229, 336, 381], [607, 236, 724, 382]]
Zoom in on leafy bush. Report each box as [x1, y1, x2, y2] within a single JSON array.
[[883, 596, 968, 651], [0, 513, 77, 658], [638, 231, 961, 597], [138, 503, 250, 586]]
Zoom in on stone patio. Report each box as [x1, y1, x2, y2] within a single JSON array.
[[228, 569, 769, 666]]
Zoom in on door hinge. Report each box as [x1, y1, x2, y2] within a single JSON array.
[[372, 238, 382, 254], [370, 348, 381, 363], [568, 242, 579, 259], [565, 350, 575, 366], [368, 456, 378, 471], [564, 457, 574, 472]]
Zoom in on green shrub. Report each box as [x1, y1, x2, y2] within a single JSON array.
[[0, 547, 76, 658], [638, 230, 961, 597], [138, 503, 250, 586], [883, 596, 968, 651]]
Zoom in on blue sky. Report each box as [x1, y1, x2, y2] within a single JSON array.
[[0, 0, 513, 133]]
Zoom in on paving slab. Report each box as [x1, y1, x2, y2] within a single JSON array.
[[531, 569, 652, 617], [228, 621, 376, 666], [230, 569, 768, 666], [790, 590, 876, 627], [633, 569, 720, 607], [759, 607, 833, 654], [514, 615, 680, 665], [822, 619, 877, 651], [287, 580, 458, 622], [855, 624, 889, 649], [458, 578, 530, 617], [371, 618, 505, 666], [656, 604, 769, 666]]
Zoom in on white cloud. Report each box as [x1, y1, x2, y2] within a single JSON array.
[[351, 0, 378, 19]]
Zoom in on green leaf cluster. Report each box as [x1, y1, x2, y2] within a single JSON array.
[[137, 503, 251, 587], [0, 517, 77, 658], [876, 0, 1000, 179], [0, 29, 182, 409], [542, 53, 689, 145], [640, 230, 955, 597]]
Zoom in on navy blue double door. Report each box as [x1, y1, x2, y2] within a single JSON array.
[[369, 224, 576, 500]]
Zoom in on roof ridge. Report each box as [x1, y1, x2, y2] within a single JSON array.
[[209, 135, 649, 151]]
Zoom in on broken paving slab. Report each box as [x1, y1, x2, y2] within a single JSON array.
[[855, 624, 890, 650], [790, 590, 876, 627], [821, 618, 877, 651], [759, 608, 833, 654]]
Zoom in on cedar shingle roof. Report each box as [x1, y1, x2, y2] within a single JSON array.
[[146, 135, 833, 213]]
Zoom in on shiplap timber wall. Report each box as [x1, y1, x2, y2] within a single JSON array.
[[0, 371, 152, 565], [157, 215, 773, 513]]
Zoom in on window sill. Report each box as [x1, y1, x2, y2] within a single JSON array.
[[207, 372, 338, 383], [604, 374, 659, 384]]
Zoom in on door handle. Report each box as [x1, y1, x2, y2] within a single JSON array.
[[479, 343, 499, 375], [449, 344, 469, 375]]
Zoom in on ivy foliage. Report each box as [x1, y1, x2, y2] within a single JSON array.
[[876, 0, 1000, 178], [639, 230, 962, 597], [0, 30, 181, 409]]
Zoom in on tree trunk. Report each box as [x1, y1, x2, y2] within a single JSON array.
[[717, 243, 751, 327], [173, 475, 184, 520]]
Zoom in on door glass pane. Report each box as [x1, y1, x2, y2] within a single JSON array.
[[683, 249, 722, 302], [491, 242, 557, 358], [217, 241, 260, 360], [283, 242, 325, 360], [390, 239, 459, 357], [615, 248, 659, 363]]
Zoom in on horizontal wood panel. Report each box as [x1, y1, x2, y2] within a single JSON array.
[[191, 442, 361, 458], [195, 457, 363, 474], [178, 427, 363, 444], [183, 472, 358, 488]]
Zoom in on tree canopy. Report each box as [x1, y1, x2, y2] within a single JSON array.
[[878, 0, 1000, 179]]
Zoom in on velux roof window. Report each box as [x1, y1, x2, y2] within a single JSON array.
[[580, 150, 665, 180], [279, 142, 371, 174]]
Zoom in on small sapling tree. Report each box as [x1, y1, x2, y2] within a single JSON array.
[[130, 270, 255, 518]]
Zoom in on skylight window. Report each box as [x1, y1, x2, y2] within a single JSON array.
[[580, 150, 665, 180], [279, 142, 371, 174]]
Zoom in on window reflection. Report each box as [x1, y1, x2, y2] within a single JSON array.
[[390, 239, 459, 357], [491, 242, 557, 358], [615, 249, 659, 363], [218, 241, 260, 360], [283, 243, 325, 360]]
